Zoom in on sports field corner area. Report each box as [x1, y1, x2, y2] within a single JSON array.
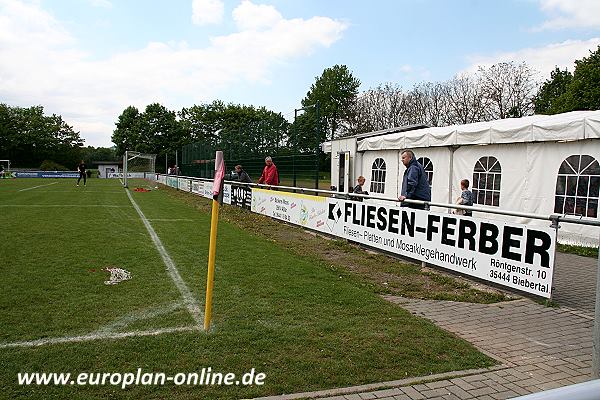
[[1, 178, 500, 399]]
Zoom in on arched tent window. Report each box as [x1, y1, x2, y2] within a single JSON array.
[[370, 158, 386, 193], [417, 157, 434, 187], [555, 155, 600, 218], [472, 156, 501, 207]]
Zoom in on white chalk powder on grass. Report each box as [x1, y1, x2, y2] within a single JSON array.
[[104, 267, 132, 285]]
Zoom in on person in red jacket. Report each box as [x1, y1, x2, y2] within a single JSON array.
[[258, 156, 279, 186]]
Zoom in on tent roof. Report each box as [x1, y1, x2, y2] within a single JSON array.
[[354, 110, 600, 152]]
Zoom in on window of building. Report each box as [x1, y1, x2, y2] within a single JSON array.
[[555, 155, 600, 218], [370, 158, 386, 193], [472, 156, 501, 206], [417, 157, 434, 187]]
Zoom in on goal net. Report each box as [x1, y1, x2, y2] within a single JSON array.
[[122, 151, 156, 188]]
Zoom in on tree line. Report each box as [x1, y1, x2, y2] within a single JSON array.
[[0, 104, 119, 169]]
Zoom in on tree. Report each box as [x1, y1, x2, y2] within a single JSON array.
[[534, 67, 573, 114], [111, 106, 142, 156], [478, 62, 537, 119], [138, 103, 182, 158], [444, 74, 488, 124], [180, 101, 289, 158], [0, 103, 83, 168], [564, 45, 600, 111], [300, 65, 360, 142]]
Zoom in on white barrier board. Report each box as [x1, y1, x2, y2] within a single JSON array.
[[252, 189, 556, 298]]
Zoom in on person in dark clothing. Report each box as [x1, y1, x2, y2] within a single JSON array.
[[398, 150, 431, 209], [454, 179, 474, 216], [351, 175, 369, 201], [77, 160, 87, 186], [235, 165, 252, 183]]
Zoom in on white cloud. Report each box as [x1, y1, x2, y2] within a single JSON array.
[[0, 0, 347, 147], [89, 0, 112, 9], [463, 38, 600, 79], [192, 0, 224, 26], [536, 0, 600, 30], [232, 0, 282, 31]]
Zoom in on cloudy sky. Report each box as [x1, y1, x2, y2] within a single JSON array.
[[1, 0, 599, 147]]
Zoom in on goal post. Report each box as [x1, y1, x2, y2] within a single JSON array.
[[0, 160, 10, 178], [122, 151, 156, 188]]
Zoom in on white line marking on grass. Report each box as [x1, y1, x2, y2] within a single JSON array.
[[125, 189, 202, 325], [18, 182, 58, 192], [0, 205, 131, 208], [0, 326, 200, 349], [94, 301, 184, 335], [147, 218, 195, 222]]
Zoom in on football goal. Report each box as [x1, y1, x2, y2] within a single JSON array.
[[0, 159, 10, 178], [122, 151, 156, 188]]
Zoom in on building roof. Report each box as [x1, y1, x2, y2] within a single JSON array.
[[321, 124, 428, 153], [356, 110, 600, 151]]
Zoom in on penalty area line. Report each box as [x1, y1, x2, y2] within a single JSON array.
[[18, 182, 58, 192], [0, 326, 200, 349], [125, 189, 202, 325]]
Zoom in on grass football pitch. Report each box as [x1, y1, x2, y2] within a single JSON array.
[[0, 178, 495, 399]]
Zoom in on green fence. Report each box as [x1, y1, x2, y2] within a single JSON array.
[[179, 142, 325, 189]]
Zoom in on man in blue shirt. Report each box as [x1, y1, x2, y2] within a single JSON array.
[[398, 150, 431, 209]]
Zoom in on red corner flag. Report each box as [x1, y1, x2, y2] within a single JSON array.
[[213, 151, 225, 204]]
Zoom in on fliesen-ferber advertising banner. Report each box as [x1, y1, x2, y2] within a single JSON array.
[[251, 189, 556, 298]]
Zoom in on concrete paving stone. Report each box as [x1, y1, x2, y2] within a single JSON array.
[[501, 383, 531, 396], [424, 381, 452, 390], [419, 388, 451, 398], [342, 394, 363, 400], [399, 387, 425, 400], [358, 393, 378, 400], [449, 378, 477, 391], [411, 384, 429, 392], [524, 385, 544, 394], [469, 380, 492, 389], [441, 394, 461, 400], [535, 380, 566, 391], [372, 388, 404, 398], [468, 386, 498, 397], [490, 391, 520, 400], [544, 371, 573, 381], [462, 375, 487, 383], [446, 385, 474, 399], [392, 395, 411, 400]]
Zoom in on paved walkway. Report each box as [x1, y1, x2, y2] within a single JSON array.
[[257, 252, 597, 400]]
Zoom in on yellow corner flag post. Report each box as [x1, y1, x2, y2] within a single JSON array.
[[204, 151, 225, 332]]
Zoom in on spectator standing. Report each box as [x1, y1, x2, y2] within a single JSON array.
[[235, 165, 252, 183], [258, 157, 279, 186], [398, 150, 431, 209]]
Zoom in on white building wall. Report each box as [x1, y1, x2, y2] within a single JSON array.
[[361, 150, 400, 197], [352, 141, 600, 246], [330, 137, 358, 192]]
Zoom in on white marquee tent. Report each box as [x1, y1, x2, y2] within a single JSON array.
[[324, 110, 600, 246]]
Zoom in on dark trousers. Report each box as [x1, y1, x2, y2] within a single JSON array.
[[77, 172, 86, 185]]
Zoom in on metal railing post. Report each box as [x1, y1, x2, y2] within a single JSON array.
[[593, 230, 600, 379]]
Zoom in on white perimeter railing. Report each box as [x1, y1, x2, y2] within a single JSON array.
[[150, 173, 600, 381]]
